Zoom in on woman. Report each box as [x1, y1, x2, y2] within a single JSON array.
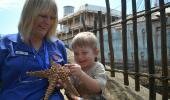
[[0, 0, 67, 100]]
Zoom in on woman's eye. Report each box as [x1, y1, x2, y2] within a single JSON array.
[[38, 15, 56, 20], [74, 53, 78, 56], [39, 15, 47, 18]]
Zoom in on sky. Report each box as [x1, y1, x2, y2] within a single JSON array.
[[0, 0, 157, 35], [0, 0, 122, 35]]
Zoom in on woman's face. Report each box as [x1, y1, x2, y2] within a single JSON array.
[[32, 11, 56, 39]]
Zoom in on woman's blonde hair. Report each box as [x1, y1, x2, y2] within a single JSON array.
[[71, 32, 98, 49], [18, 0, 58, 43]]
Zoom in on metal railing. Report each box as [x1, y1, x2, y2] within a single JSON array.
[[90, 0, 170, 100]]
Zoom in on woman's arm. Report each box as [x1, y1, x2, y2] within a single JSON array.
[[0, 38, 9, 88]]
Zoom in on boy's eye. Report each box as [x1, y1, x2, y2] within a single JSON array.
[[82, 52, 88, 54], [74, 52, 78, 56]]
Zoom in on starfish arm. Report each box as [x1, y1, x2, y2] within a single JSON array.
[[26, 70, 50, 78], [44, 77, 58, 100], [64, 78, 80, 97]]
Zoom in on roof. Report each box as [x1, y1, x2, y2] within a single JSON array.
[[78, 4, 121, 17], [58, 4, 121, 23], [154, 7, 170, 16]]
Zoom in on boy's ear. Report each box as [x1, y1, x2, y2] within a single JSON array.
[[94, 48, 99, 55]]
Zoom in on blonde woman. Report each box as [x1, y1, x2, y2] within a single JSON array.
[[0, 0, 67, 99]]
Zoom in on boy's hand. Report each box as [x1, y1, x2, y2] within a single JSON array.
[[64, 64, 83, 77]]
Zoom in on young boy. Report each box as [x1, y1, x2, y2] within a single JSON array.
[[65, 32, 107, 100]]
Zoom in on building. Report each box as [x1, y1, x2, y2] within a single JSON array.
[[58, 4, 121, 47], [103, 7, 170, 66], [58, 3, 170, 66], [63, 6, 75, 16]]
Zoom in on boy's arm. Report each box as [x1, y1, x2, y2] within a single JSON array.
[[79, 63, 107, 94], [66, 63, 107, 94], [79, 71, 101, 93]]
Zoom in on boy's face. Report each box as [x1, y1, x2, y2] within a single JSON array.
[[73, 46, 98, 69]]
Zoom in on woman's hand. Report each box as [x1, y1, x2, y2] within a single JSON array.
[[70, 94, 83, 100], [56, 79, 65, 89], [66, 93, 83, 100]]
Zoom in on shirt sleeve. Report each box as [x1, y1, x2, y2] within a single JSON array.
[[0, 38, 9, 80], [55, 40, 67, 65], [93, 62, 107, 91]]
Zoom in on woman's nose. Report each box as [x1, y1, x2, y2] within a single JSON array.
[[44, 17, 51, 24]]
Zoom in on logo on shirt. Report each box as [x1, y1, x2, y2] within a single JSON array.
[[52, 54, 61, 61], [15, 51, 28, 55]]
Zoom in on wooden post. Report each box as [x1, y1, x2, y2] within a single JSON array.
[[105, 0, 115, 77], [132, 0, 140, 91], [159, 0, 168, 99], [121, 0, 129, 86], [98, 11, 105, 67], [144, 0, 156, 99], [93, 14, 98, 35]]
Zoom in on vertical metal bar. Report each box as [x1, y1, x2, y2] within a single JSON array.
[[93, 14, 98, 35], [121, 0, 129, 85], [144, 0, 156, 99], [66, 20, 68, 44], [81, 13, 86, 31], [132, 0, 140, 91], [159, 0, 168, 99], [98, 11, 105, 66], [105, 0, 115, 77]]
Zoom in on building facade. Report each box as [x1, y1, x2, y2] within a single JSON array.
[[58, 4, 121, 47], [58, 4, 170, 66]]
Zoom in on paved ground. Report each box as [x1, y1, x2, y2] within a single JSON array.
[[103, 72, 162, 100]]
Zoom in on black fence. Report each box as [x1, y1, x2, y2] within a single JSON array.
[[90, 0, 170, 100]]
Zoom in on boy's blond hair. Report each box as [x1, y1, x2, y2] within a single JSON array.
[[71, 32, 98, 49]]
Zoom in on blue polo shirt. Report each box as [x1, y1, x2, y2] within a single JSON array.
[[0, 34, 67, 100]]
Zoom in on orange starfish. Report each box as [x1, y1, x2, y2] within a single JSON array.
[[26, 60, 79, 100]]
